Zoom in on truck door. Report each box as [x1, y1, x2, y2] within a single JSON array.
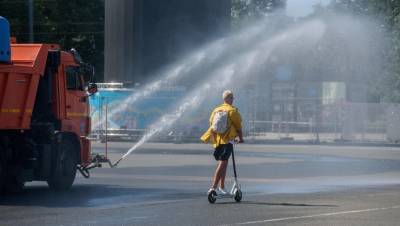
[[65, 66, 89, 136]]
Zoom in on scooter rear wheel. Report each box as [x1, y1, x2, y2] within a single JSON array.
[[234, 190, 242, 202], [208, 190, 217, 204]]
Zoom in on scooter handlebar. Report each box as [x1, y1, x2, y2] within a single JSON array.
[[234, 138, 244, 144]]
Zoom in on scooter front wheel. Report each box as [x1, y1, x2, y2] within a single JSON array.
[[208, 190, 217, 204], [234, 189, 242, 202]]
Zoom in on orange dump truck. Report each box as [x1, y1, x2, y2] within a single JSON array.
[[0, 16, 101, 192]]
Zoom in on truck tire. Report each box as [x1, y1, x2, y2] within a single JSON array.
[[0, 148, 8, 193], [4, 177, 24, 193], [0, 145, 24, 193], [47, 137, 77, 190], [0, 159, 4, 192]]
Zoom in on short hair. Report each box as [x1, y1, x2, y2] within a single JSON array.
[[222, 90, 233, 100]]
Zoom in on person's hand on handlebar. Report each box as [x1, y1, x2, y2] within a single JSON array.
[[235, 129, 244, 144], [235, 137, 244, 143]]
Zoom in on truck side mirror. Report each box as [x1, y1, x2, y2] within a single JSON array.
[[88, 83, 98, 95]]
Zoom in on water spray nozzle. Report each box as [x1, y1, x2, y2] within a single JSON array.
[[112, 158, 123, 167]]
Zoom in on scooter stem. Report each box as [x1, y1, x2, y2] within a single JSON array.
[[231, 146, 238, 179]]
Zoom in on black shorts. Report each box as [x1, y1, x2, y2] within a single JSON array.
[[213, 143, 233, 161]]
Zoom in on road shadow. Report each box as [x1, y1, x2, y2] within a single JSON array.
[[0, 184, 187, 208], [216, 200, 337, 207]]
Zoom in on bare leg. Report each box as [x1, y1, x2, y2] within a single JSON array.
[[212, 160, 228, 189], [220, 160, 228, 189]]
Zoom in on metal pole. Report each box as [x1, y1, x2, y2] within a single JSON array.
[[28, 0, 34, 43], [105, 98, 108, 159]]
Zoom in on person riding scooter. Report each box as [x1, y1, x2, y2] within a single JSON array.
[[200, 90, 244, 196]]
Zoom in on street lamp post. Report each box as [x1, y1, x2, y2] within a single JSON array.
[[28, 0, 34, 43]]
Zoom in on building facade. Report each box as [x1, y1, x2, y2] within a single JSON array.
[[105, 0, 231, 84]]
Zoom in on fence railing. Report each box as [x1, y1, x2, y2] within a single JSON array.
[[90, 103, 400, 144]]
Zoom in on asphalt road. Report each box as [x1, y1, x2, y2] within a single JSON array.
[[1, 142, 400, 226]]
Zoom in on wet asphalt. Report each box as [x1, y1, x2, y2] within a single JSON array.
[[1, 142, 400, 226]]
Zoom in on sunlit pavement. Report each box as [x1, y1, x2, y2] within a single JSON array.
[[1, 142, 400, 226]]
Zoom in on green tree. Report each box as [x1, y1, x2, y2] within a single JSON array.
[[0, 0, 104, 81], [329, 0, 400, 102], [231, 0, 286, 27], [0, 1, 29, 39]]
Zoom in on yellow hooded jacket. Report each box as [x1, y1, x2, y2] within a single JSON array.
[[200, 103, 242, 148]]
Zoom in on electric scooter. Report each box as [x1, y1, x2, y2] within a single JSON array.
[[208, 146, 242, 203]]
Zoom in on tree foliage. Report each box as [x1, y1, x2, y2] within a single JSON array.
[[329, 0, 400, 102], [231, 0, 286, 27], [0, 0, 104, 81]]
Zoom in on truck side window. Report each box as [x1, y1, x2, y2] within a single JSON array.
[[66, 66, 84, 91]]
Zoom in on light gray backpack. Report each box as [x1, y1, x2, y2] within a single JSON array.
[[211, 110, 230, 134]]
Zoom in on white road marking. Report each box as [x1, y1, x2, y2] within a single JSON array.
[[232, 205, 400, 225]]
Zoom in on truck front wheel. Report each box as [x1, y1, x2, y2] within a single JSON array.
[[0, 158, 4, 192], [47, 137, 78, 190]]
